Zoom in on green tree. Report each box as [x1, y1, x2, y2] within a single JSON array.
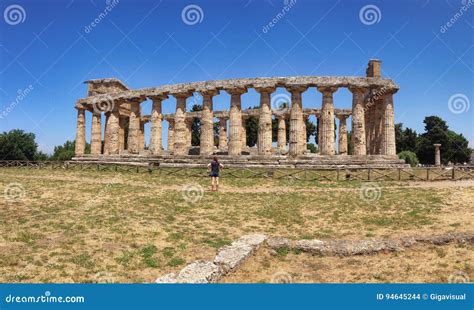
[[416, 116, 471, 165], [51, 140, 90, 161], [190, 104, 202, 146], [0, 129, 38, 160], [398, 150, 419, 167], [395, 123, 418, 153]]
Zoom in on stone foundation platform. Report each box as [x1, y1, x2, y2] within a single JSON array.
[[71, 154, 408, 169]]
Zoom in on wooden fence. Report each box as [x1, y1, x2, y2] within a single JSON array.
[[1, 160, 473, 182]]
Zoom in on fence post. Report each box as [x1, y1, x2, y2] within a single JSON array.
[[426, 168, 429, 181], [398, 168, 401, 181], [368, 168, 372, 181], [452, 167, 455, 180]]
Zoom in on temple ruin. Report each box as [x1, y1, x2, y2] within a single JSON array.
[[73, 59, 407, 168]]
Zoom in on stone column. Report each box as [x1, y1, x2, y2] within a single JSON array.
[[103, 114, 110, 155], [241, 117, 247, 150], [91, 111, 102, 155], [75, 108, 86, 156], [318, 87, 338, 155], [139, 121, 145, 152], [128, 99, 142, 154], [218, 117, 228, 150], [434, 144, 441, 166], [173, 93, 191, 156], [366, 100, 376, 154], [302, 114, 308, 153], [256, 87, 275, 155], [186, 118, 193, 150], [150, 95, 167, 155], [200, 90, 219, 155], [167, 118, 175, 154], [288, 86, 307, 156], [373, 100, 384, 155], [381, 91, 397, 156], [227, 88, 247, 156], [118, 117, 126, 153], [105, 107, 120, 155], [337, 115, 348, 155], [277, 115, 286, 151], [314, 111, 321, 148], [349, 87, 368, 156]]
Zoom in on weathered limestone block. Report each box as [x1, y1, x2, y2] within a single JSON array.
[[166, 118, 175, 154], [295, 239, 328, 254], [214, 234, 267, 273], [155, 261, 222, 284], [318, 87, 338, 155], [91, 112, 101, 155], [227, 88, 246, 155], [266, 237, 293, 249], [75, 108, 86, 156], [256, 87, 274, 155], [118, 117, 126, 153], [241, 118, 247, 150], [350, 87, 368, 155], [139, 121, 145, 151]]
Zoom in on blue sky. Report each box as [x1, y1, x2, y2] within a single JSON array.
[[0, 0, 473, 153]]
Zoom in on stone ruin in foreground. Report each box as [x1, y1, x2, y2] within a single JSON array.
[[73, 60, 407, 168]]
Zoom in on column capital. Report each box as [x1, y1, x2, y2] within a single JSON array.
[[335, 113, 350, 121], [225, 87, 247, 95], [254, 86, 276, 94], [148, 94, 169, 102], [433, 143, 441, 148], [286, 85, 308, 94], [172, 92, 193, 99], [348, 87, 369, 95], [317, 86, 338, 95], [200, 89, 220, 97]]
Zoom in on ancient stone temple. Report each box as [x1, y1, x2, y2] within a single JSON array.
[[73, 60, 406, 168]]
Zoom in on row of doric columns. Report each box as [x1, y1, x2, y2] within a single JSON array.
[[75, 87, 397, 158]]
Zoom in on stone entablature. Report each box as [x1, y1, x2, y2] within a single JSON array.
[[74, 59, 399, 160]]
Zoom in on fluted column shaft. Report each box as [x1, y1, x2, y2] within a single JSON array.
[[105, 107, 120, 155], [227, 88, 246, 156], [119, 117, 126, 153], [241, 118, 247, 150], [173, 93, 191, 156], [75, 108, 86, 156], [350, 87, 368, 156], [337, 115, 348, 155], [434, 144, 441, 166], [374, 100, 384, 154], [167, 119, 175, 154], [150, 95, 167, 155], [302, 115, 308, 152], [218, 118, 228, 150], [91, 112, 101, 155], [186, 118, 193, 149], [139, 121, 145, 151], [128, 100, 141, 154], [200, 91, 218, 155], [318, 87, 338, 155], [288, 86, 307, 156], [256, 87, 274, 155], [381, 92, 397, 156], [277, 116, 286, 151]]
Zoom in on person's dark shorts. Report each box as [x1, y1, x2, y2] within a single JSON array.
[[210, 173, 219, 178]]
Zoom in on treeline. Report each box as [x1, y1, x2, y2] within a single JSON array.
[[0, 115, 470, 165]]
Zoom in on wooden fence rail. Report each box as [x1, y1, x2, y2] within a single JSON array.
[[0, 161, 473, 182]]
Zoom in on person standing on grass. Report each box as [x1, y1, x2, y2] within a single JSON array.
[[207, 156, 224, 191]]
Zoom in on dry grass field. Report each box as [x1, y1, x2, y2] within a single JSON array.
[[0, 168, 472, 283]]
